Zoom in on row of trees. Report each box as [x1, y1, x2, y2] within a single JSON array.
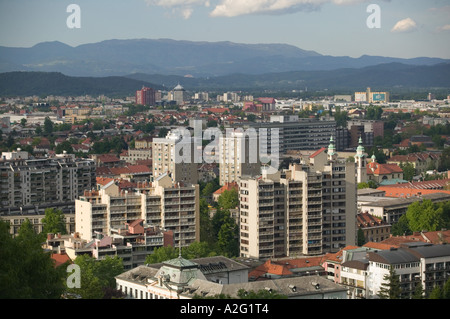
[[378, 266, 450, 299]]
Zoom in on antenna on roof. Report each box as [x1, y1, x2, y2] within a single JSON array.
[[178, 206, 182, 258]]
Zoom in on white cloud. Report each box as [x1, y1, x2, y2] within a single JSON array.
[[391, 18, 417, 33], [145, 0, 376, 18], [210, 0, 371, 17], [437, 24, 450, 32], [145, 0, 210, 18], [146, 0, 209, 7], [182, 7, 194, 19]]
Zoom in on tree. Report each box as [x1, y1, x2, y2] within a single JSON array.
[[55, 140, 73, 154], [182, 241, 216, 259], [429, 285, 443, 299], [406, 200, 445, 233], [158, 127, 169, 138], [400, 162, 416, 181], [412, 282, 424, 299], [365, 105, 383, 120], [201, 181, 220, 200], [438, 147, 450, 172], [145, 245, 179, 264], [44, 116, 54, 135], [0, 220, 66, 299], [68, 254, 124, 299], [443, 278, 450, 299], [42, 208, 67, 235], [357, 182, 370, 189], [217, 210, 239, 257], [391, 214, 412, 237], [377, 266, 401, 299], [199, 198, 214, 245], [357, 228, 366, 246], [217, 189, 239, 211]]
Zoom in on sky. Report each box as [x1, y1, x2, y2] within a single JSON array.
[[0, 0, 449, 59]]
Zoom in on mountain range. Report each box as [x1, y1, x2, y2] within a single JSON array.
[[0, 38, 449, 96], [1, 38, 449, 77]]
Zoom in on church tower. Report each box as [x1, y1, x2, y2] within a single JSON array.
[[354, 137, 367, 183], [327, 136, 337, 161]]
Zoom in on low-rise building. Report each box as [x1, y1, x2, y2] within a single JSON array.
[[359, 192, 450, 224], [357, 212, 391, 243], [115, 255, 348, 299]]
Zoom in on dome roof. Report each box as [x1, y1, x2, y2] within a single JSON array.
[[174, 83, 184, 90]]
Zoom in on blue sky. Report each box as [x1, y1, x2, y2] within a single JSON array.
[[0, 0, 449, 59]]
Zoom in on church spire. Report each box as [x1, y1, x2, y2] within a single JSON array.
[[327, 136, 336, 160]]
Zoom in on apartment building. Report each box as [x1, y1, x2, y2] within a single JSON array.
[[233, 115, 336, 153], [75, 173, 199, 249], [0, 150, 95, 209], [359, 192, 450, 224], [120, 148, 152, 164], [239, 139, 357, 259], [151, 130, 198, 185], [347, 119, 384, 149], [219, 129, 261, 186], [340, 242, 450, 299], [357, 212, 391, 243], [49, 221, 174, 270], [136, 86, 156, 106]]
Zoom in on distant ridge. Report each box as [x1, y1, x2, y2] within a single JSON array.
[[126, 62, 450, 91], [0, 71, 162, 97], [1, 61, 449, 97], [0, 38, 448, 77]]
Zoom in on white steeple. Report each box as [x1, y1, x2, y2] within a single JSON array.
[[355, 136, 367, 184]]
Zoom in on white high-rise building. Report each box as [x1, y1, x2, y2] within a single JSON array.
[[75, 174, 200, 248], [219, 130, 261, 186], [151, 130, 198, 185], [239, 138, 357, 259]]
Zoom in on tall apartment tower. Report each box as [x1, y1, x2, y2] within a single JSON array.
[[75, 174, 199, 248], [219, 130, 261, 186], [151, 130, 198, 185], [239, 138, 356, 259], [354, 137, 367, 184], [136, 86, 156, 106]]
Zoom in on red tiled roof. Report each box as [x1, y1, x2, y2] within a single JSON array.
[[376, 186, 450, 198], [382, 179, 450, 190], [213, 182, 238, 195], [310, 147, 326, 159], [97, 154, 121, 163], [357, 212, 388, 228], [367, 162, 403, 175], [325, 246, 359, 263], [421, 230, 450, 244], [257, 98, 275, 104], [51, 253, 72, 268], [205, 108, 230, 113]]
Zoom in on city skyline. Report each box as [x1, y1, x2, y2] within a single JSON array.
[[0, 0, 450, 59]]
